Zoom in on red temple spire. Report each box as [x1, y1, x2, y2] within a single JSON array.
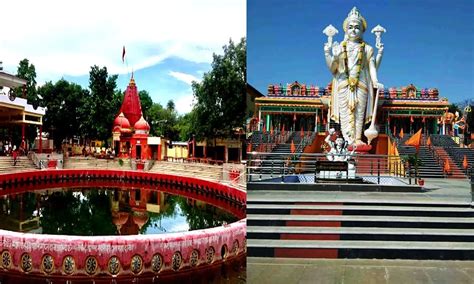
[[120, 74, 142, 126]]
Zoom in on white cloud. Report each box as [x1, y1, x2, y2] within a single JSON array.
[[169, 71, 201, 85], [174, 92, 195, 114], [0, 0, 246, 83]]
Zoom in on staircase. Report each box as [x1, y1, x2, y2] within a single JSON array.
[[0, 156, 38, 174], [257, 132, 309, 175], [433, 147, 466, 179], [64, 157, 126, 170], [431, 134, 474, 177], [247, 199, 474, 260], [397, 140, 444, 178], [149, 161, 222, 182]]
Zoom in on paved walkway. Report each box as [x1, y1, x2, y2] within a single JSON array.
[[248, 258, 474, 284], [248, 178, 473, 205]]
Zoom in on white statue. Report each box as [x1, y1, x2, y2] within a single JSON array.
[[325, 128, 356, 162], [323, 7, 384, 146]]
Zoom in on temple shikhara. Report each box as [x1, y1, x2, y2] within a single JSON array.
[[112, 75, 160, 162]]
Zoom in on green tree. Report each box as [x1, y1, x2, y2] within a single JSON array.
[[79, 66, 122, 142], [176, 111, 195, 141], [15, 59, 38, 104], [191, 38, 246, 141], [166, 100, 175, 112], [38, 79, 87, 149], [147, 103, 179, 140], [139, 90, 153, 120], [448, 103, 462, 116]]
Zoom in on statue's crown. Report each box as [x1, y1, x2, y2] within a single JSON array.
[[343, 7, 367, 32]]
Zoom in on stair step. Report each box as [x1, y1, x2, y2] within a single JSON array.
[[247, 204, 474, 213], [247, 214, 474, 224], [247, 226, 474, 236], [248, 239, 474, 250]]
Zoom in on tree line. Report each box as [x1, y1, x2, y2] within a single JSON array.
[[9, 38, 246, 150]]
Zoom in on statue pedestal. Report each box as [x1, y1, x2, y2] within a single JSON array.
[[319, 169, 356, 179], [348, 144, 372, 154]]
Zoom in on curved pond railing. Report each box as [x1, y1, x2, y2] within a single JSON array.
[[0, 169, 246, 278]]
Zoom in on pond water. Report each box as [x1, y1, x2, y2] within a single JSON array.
[[0, 187, 238, 236]]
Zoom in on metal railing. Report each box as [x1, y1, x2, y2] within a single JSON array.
[[247, 152, 408, 184]]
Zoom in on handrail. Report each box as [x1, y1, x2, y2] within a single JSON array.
[[247, 152, 407, 183]]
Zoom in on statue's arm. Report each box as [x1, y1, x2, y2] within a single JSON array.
[[375, 44, 384, 69], [367, 46, 380, 86], [324, 43, 338, 74]]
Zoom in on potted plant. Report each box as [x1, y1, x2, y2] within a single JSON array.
[[401, 154, 423, 185]]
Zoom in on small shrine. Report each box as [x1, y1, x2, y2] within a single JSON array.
[[112, 75, 155, 160]]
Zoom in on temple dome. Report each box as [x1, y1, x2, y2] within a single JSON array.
[[134, 115, 150, 133], [113, 112, 132, 133], [132, 211, 149, 229]]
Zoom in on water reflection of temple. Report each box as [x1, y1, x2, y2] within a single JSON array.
[[111, 189, 169, 235]]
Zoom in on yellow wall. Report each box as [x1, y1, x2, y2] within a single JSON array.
[[166, 145, 188, 159]]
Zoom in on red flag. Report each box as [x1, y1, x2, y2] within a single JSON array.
[[122, 46, 126, 63], [270, 125, 274, 136], [444, 158, 451, 174], [463, 155, 468, 169], [404, 129, 422, 152], [247, 142, 252, 153], [290, 140, 295, 153], [282, 124, 285, 135], [293, 113, 297, 121], [426, 136, 431, 146], [400, 128, 404, 138], [300, 127, 304, 138], [262, 125, 266, 134], [410, 116, 414, 123]]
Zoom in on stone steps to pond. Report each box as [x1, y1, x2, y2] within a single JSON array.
[[247, 197, 474, 260], [0, 156, 37, 173], [150, 161, 222, 182]]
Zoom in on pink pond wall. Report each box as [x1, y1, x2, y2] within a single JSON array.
[[0, 170, 246, 278]]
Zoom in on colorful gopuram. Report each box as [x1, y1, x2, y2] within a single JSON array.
[[253, 81, 449, 147]]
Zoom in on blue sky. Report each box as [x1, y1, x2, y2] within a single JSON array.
[[247, 0, 473, 104], [0, 0, 246, 114]]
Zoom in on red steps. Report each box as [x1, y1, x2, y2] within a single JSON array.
[[434, 147, 466, 179]]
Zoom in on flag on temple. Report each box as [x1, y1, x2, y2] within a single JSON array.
[[410, 116, 414, 123], [122, 46, 126, 63], [426, 136, 432, 146], [404, 129, 422, 152], [262, 125, 266, 134], [394, 126, 397, 137], [270, 125, 274, 136], [390, 141, 397, 156], [293, 113, 297, 121], [300, 127, 304, 138], [444, 158, 451, 174], [282, 124, 285, 135], [247, 142, 252, 153], [400, 128, 404, 138], [463, 155, 468, 169], [422, 117, 426, 123], [290, 140, 295, 153]]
